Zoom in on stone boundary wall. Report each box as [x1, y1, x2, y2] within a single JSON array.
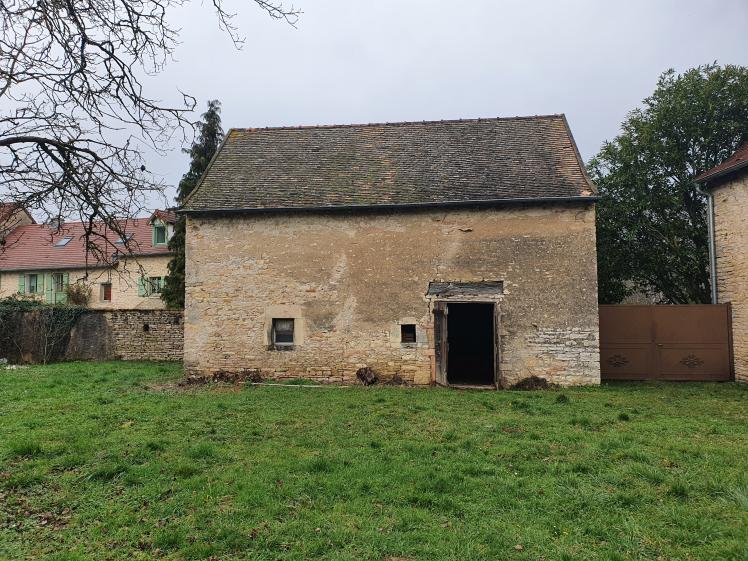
[[1, 309, 183, 363], [106, 310, 183, 361]]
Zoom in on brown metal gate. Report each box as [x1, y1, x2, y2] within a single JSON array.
[[600, 305, 734, 381]]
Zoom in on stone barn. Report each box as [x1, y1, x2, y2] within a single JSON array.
[[181, 115, 600, 387]]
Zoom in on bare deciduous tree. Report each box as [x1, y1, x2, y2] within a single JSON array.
[[0, 0, 299, 261]]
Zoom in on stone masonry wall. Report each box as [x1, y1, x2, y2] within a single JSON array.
[[713, 171, 748, 382], [184, 203, 600, 386], [105, 310, 183, 361], [1, 309, 182, 363]]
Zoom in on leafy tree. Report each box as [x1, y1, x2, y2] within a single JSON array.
[[161, 100, 224, 308], [590, 64, 748, 304], [0, 1, 299, 260]]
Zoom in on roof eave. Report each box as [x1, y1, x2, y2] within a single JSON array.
[[0, 263, 113, 273], [121, 251, 174, 258], [180, 195, 598, 217], [695, 159, 748, 187]]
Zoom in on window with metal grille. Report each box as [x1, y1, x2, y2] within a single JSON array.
[[53, 272, 65, 293], [401, 324, 417, 344], [148, 277, 163, 294], [272, 318, 294, 346]]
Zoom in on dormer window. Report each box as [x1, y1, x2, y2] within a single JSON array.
[[153, 224, 167, 245]]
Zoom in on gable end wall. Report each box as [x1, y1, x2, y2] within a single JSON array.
[[184, 204, 600, 386]]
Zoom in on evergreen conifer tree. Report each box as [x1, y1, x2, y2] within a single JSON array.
[[161, 100, 223, 308]]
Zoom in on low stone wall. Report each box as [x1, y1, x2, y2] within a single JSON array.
[[1, 309, 183, 364], [106, 310, 183, 361]]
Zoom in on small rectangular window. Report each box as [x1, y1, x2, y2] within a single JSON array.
[[27, 274, 39, 294], [101, 282, 112, 302], [54, 237, 72, 247], [272, 318, 294, 346], [148, 276, 163, 294], [154, 225, 167, 245], [401, 324, 417, 344]]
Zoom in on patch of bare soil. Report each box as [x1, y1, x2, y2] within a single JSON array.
[[509, 376, 557, 390], [145, 380, 243, 393]]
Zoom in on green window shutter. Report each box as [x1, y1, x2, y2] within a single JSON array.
[[137, 277, 146, 297], [18, 274, 25, 294], [60, 273, 70, 304], [45, 273, 54, 303]]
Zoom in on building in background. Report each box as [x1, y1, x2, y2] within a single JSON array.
[[696, 143, 748, 382], [0, 209, 176, 309], [0, 203, 35, 238]]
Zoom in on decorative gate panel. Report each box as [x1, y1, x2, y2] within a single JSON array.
[[600, 305, 733, 381]]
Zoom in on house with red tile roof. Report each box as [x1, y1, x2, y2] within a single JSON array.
[[0, 209, 176, 309]]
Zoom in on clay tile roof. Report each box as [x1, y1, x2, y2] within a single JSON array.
[[695, 142, 748, 184], [182, 115, 597, 213], [0, 213, 172, 272], [151, 209, 178, 223]]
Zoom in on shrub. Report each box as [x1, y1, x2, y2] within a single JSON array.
[[65, 282, 92, 306], [0, 297, 86, 363]]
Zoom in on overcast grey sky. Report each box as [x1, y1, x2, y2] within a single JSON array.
[[145, 0, 747, 204]]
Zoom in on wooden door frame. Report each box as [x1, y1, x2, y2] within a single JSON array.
[[432, 299, 500, 388], [433, 300, 448, 386]]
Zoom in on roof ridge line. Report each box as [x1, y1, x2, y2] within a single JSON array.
[[230, 114, 566, 133]]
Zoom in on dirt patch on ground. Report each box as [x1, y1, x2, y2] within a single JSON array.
[[145, 380, 243, 394], [509, 376, 558, 390]]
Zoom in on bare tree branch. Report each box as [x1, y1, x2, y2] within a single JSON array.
[[0, 0, 300, 262]]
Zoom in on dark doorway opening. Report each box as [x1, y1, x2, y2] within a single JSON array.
[[446, 303, 495, 386]]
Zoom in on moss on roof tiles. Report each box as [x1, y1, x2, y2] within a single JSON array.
[[183, 115, 596, 213]]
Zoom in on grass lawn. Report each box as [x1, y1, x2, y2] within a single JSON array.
[[0, 363, 747, 561]]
